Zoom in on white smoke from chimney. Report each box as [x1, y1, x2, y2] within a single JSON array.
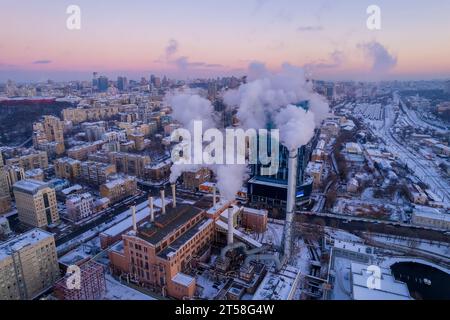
[[274, 104, 316, 151], [166, 62, 330, 204]]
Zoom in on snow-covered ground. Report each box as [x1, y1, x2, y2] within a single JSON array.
[[104, 274, 155, 300], [369, 234, 450, 258]]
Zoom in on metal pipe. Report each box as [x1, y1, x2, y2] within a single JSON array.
[[227, 206, 234, 245], [160, 189, 166, 215], [131, 205, 137, 232], [171, 184, 176, 208], [149, 196, 154, 222], [283, 148, 298, 262]]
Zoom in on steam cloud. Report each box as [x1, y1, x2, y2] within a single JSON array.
[[167, 62, 330, 200], [359, 41, 397, 73]]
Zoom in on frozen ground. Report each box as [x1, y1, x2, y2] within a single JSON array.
[[104, 274, 155, 300]]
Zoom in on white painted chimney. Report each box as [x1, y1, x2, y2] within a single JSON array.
[[160, 189, 166, 215], [213, 185, 217, 207], [283, 148, 298, 261], [227, 206, 234, 245], [149, 196, 154, 222], [131, 205, 137, 232], [171, 184, 176, 208]]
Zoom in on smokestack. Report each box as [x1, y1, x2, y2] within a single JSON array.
[[171, 184, 176, 208], [149, 196, 154, 222], [283, 149, 298, 262], [227, 206, 234, 245], [160, 189, 166, 215], [213, 185, 217, 207], [131, 205, 137, 232]]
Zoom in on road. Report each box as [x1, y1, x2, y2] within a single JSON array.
[[296, 211, 450, 243], [55, 193, 148, 246]]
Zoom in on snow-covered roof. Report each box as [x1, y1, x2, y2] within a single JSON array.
[[350, 262, 412, 300], [172, 272, 195, 287], [0, 228, 53, 260], [413, 206, 450, 222]]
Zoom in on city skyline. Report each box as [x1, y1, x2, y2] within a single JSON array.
[[1, 0, 450, 82]]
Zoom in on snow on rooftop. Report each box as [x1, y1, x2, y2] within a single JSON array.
[[252, 266, 301, 300], [104, 274, 155, 300], [0, 228, 53, 260], [215, 220, 262, 248], [172, 272, 195, 287], [413, 205, 450, 222], [350, 262, 412, 300]]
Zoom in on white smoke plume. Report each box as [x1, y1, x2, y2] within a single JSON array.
[[224, 62, 330, 149], [167, 62, 330, 200], [275, 104, 316, 151]]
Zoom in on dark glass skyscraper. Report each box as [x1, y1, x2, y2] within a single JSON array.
[[247, 100, 314, 215]]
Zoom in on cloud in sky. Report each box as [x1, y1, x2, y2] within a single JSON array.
[[175, 57, 222, 70], [158, 39, 223, 71], [305, 50, 345, 70], [165, 39, 179, 58], [297, 25, 323, 32], [359, 41, 397, 73], [32, 60, 52, 64]]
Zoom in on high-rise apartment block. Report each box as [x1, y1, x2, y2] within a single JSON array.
[[0, 228, 60, 300], [13, 179, 60, 228]]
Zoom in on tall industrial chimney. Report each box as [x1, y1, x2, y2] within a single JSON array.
[[131, 205, 137, 232], [213, 185, 217, 207], [283, 148, 298, 262], [160, 189, 166, 215], [227, 206, 234, 245], [171, 184, 177, 208], [149, 196, 154, 222]]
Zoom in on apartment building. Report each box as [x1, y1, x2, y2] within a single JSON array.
[[5, 150, 49, 171], [67, 141, 105, 161], [66, 193, 95, 222], [13, 179, 60, 228], [108, 152, 150, 178], [99, 176, 138, 204], [80, 161, 116, 186], [54, 157, 81, 181], [0, 229, 60, 300]]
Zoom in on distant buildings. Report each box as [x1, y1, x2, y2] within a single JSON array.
[[98, 76, 109, 92], [5, 150, 48, 171], [32, 115, 65, 156], [67, 141, 105, 161], [54, 157, 81, 181], [80, 161, 116, 186], [100, 176, 138, 204], [13, 179, 60, 228], [0, 229, 60, 300], [62, 105, 120, 124]]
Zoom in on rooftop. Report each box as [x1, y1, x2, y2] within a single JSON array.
[[135, 204, 203, 246], [13, 179, 50, 195], [0, 228, 54, 260]]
